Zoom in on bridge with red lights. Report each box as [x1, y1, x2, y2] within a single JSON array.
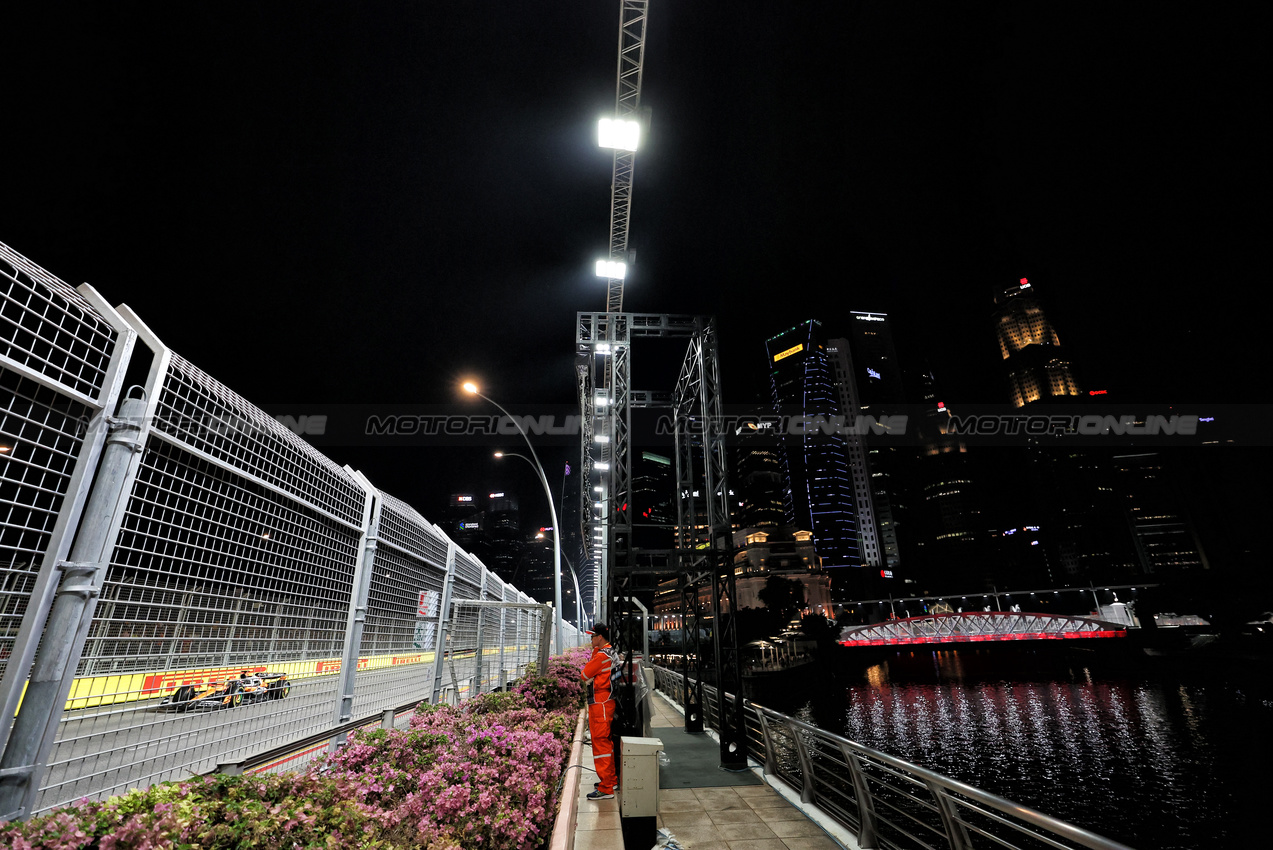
[[838, 611, 1127, 647]]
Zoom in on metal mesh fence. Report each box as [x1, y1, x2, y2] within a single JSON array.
[[0, 243, 117, 404], [0, 244, 119, 687], [0, 242, 560, 817], [0, 373, 95, 681], [348, 493, 450, 718]]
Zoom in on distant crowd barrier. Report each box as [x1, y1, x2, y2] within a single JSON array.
[[0, 241, 582, 819]]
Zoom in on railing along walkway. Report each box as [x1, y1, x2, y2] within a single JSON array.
[[651, 665, 1135, 850]]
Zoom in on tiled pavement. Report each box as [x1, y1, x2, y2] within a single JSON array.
[[571, 691, 847, 850]]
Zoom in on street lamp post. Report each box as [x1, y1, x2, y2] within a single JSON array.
[[502, 450, 584, 638], [558, 546, 587, 633], [465, 382, 563, 655]]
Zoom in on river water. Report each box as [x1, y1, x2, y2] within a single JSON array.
[[748, 644, 1270, 850]]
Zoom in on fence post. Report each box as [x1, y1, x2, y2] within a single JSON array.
[[841, 745, 881, 850], [498, 589, 508, 690], [474, 574, 488, 694], [537, 604, 553, 674], [786, 717, 816, 805], [755, 710, 779, 777], [331, 475, 379, 750], [929, 780, 974, 850], [0, 394, 146, 819], [430, 542, 458, 705]]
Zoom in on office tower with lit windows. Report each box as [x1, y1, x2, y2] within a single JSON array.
[[993, 279, 1081, 407], [731, 407, 788, 531], [765, 321, 860, 583], [910, 366, 991, 591], [485, 491, 522, 583], [827, 311, 910, 578], [446, 493, 487, 561], [1113, 453, 1209, 575], [631, 450, 676, 550], [990, 278, 1138, 583], [826, 338, 883, 571]]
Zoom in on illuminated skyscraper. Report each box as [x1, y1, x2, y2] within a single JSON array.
[[910, 367, 990, 590], [993, 279, 1081, 407], [1113, 452, 1208, 574], [732, 428, 787, 530], [828, 311, 909, 576], [485, 491, 521, 583], [991, 277, 1137, 583], [765, 320, 860, 578]]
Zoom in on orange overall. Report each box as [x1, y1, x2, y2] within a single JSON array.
[[582, 643, 617, 794]]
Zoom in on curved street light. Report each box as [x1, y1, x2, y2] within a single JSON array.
[[464, 382, 563, 655], [499, 450, 588, 636]]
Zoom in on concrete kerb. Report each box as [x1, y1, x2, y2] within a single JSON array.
[[549, 709, 588, 850]]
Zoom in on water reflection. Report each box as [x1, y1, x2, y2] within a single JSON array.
[[753, 647, 1269, 850]]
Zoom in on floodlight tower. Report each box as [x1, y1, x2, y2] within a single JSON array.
[[575, 2, 746, 767], [582, 0, 650, 623], [600, 0, 649, 315]]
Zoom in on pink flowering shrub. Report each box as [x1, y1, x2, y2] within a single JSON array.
[[512, 654, 587, 712], [0, 773, 394, 849], [0, 650, 589, 850]]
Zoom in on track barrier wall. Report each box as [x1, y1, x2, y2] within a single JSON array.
[[0, 242, 584, 818]]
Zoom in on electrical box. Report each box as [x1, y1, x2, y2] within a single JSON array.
[[619, 736, 664, 818]]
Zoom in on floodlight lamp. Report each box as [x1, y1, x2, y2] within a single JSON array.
[[594, 435, 610, 443], [598, 117, 640, 151], [594, 462, 610, 470], [595, 259, 627, 279], [462, 381, 479, 395]]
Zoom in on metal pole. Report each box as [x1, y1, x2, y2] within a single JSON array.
[[0, 395, 146, 818], [476, 393, 563, 656], [474, 573, 488, 693], [430, 542, 459, 705], [563, 551, 585, 634], [496, 450, 565, 653], [331, 479, 379, 750], [537, 604, 553, 674], [498, 592, 507, 691]]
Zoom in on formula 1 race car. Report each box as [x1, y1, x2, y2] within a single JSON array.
[[159, 672, 291, 711]]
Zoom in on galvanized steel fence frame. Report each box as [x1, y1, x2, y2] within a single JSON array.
[[0, 242, 583, 820]]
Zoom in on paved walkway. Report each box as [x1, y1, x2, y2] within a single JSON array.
[[570, 691, 848, 850]]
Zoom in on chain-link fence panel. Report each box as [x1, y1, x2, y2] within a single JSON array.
[[0, 243, 553, 818], [347, 492, 450, 718], [505, 584, 537, 684], [438, 548, 484, 703], [35, 352, 370, 813], [0, 243, 124, 688]]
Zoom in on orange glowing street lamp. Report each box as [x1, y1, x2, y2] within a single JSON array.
[[465, 382, 563, 654]]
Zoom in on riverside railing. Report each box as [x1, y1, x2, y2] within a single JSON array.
[[651, 665, 1134, 850], [0, 241, 584, 820]]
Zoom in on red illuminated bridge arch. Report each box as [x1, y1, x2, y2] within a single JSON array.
[[838, 611, 1127, 647]]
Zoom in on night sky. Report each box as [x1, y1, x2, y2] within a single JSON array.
[[3, 2, 1264, 535]]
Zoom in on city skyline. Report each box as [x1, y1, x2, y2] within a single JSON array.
[[1, 3, 1265, 595]]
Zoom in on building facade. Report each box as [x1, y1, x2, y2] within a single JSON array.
[[765, 320, 861, 580], [993, 278, 1081, 408]]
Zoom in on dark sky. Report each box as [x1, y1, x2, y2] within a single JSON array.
[[2, 2, 1264, 532]]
